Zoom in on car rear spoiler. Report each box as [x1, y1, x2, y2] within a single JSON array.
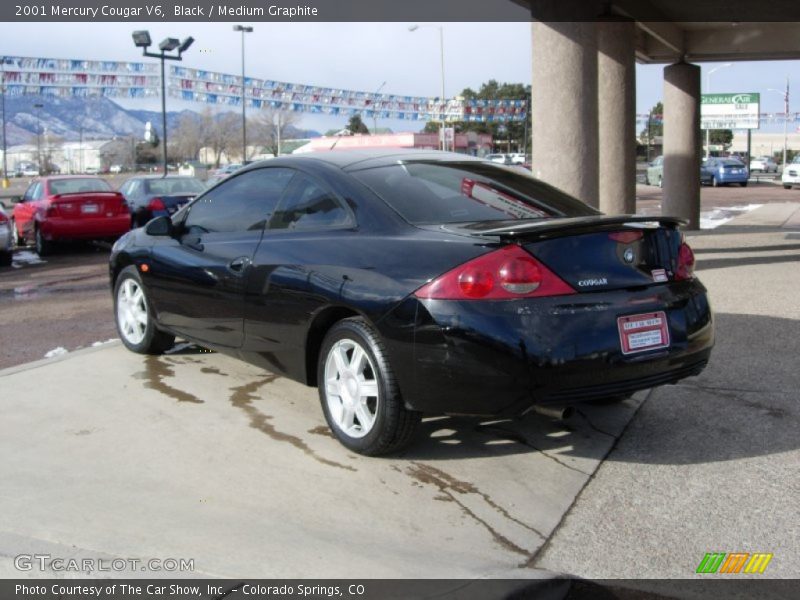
[[460, 215, 688, 240]]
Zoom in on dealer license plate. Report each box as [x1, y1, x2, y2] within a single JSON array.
[[81, 204, 99, 214], [617, 311, 670, 355]]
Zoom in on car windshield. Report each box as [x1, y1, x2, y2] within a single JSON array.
[[145, 178, 205, 195], [352, 160, 599, 225], [49, 178, 111, 195]]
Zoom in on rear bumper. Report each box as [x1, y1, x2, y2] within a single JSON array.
[[717, 173, 748, 184], [40, 216, 130, 241], [398, 280, 714, 415]]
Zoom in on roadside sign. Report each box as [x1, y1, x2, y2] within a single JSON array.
[[701, 93, 760, 130]]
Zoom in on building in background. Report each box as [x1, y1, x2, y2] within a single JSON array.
[[293, 132, 493, 155]]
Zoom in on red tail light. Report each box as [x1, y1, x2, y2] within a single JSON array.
[[148, 197, 165, 211], [415, 245, 576, 300], [675, 241, 695, 281]]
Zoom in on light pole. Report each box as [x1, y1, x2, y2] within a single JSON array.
[[1, 57, 8, 188], [34, 103, 43, 173], [408, 24, 446, 151], [767, 77, 790, 172], [132, 30, 194, 177], [234, 25, 253, 163], [704, 63, 732, 159], [372, 81, 387, 133]]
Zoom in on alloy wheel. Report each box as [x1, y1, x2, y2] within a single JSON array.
[[323, 339, 380, 438], [116, 278, 149, 345]]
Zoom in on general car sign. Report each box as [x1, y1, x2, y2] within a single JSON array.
[[701, 93, 760, 130]]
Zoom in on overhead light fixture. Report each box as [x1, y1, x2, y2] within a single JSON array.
[[158, 38, 180, 52], [233, 25, 253, 33], [178, 37, 195, 53], [132, 30, 151, 48]]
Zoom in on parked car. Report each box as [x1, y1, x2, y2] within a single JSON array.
[[212, 163, 243, 178], [118, 175, 206, 227], [109, 164, 125, 174], [701, 158, 748, 187], [22, 166, 40, 177], [484, 153, 513, 165], [84, 167, 100, 175], [509, 153, 527, 165], [781, 155, 800, 189], [110, 150, 714, 455], [11, 176, 131, 256], [645, 156, 664, 187], [749, 156, 778, 173], [0, 206, 13, 266]]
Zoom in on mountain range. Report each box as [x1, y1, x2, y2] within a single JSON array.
[[0, 95, 320, 147]]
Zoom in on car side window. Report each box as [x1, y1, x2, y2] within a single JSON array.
[[22, 183, 36, 201], [184, 168, 294, 234], [28, 182, 43, 201], [269, 173, 353, 231]]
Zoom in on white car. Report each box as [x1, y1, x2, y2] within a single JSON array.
[[750, 156, 778, 173], [109, 164, 124, 174], [484, 153, 512, 165], [509, 153, 527, 164], [781, 156, 800, 189], [0, 206, 13, 266]]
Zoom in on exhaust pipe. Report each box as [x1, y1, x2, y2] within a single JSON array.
[[528, 405, 574, 421]]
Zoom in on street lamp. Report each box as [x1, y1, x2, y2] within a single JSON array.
[[372, 81, 387, 134], [131, 30, 194, 177], [705, 63, 732, 159], [408, 24, 447, 151], [34, 103, 43, 173], [1, 56, 8, 188], [233, 25, 253, 163], [766, 77, 790, 172]]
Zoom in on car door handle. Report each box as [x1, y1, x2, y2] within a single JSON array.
[[228, 256, 251, 272]]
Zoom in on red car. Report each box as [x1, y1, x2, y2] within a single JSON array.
[[11, 176, 131, 256]]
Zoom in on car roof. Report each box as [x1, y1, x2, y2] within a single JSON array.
[[239, 149, 485, 173]]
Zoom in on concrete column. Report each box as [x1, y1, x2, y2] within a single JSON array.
[[531, 22, 598, 207], [598, 20, 636, 215], [663, 62, 701, 229]]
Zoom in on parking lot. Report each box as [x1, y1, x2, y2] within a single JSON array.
[[0, 183, 799, 587]]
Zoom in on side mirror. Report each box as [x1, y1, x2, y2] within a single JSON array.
[[144, 215, 173, 237], [10, 195, 22, 204]]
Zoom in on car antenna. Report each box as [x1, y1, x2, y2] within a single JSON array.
[[329, 128, 351, 151]]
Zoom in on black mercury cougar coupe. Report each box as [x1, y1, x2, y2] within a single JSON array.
[[110, 150, 714, 455]]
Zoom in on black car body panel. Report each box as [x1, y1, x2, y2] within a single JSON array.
[[110, 150, 714, 417]]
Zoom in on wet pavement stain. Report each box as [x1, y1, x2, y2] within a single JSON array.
[[406, 462, 543, 557], [229, 378, 357, 472], [200, 366, 229, 377], [134, 356, 204, 404], [308, 425, 334, 438]]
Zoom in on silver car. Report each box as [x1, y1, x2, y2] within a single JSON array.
[[0, 206, 13, 266], [750, 156, 778, 173]]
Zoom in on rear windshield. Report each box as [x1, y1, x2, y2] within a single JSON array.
[[145, 178, 205, 195], [49, 178, 111, 195], [720, 160, 744, 166], [352, 161, 599, 225]]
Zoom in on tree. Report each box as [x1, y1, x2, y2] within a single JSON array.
[[171, 113, 207, 163], [709, 129, 733, 147], [347, 114, 370, 135], [432, 80, 531, 153], [639, 102, 663, 144], [200, 109, 241, 167], [252, 107, 300, 157]]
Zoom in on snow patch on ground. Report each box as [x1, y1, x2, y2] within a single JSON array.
[[91, 339, 118, 347], [44, 347, 68, 358], [12, 250, 45, 269], [700, 204, 763, 229]]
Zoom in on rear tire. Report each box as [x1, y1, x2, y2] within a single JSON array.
[[0, 251, 11, 267], [114, 265, 175, 354], [318, 317, 420, 456], [34, 226, 52, 256], [740, 181, 748, 187]]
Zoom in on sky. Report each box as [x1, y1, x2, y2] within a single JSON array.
[[1, 21, 798, 134]]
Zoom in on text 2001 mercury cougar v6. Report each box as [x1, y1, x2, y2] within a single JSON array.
[[110, 150, 714, 455]]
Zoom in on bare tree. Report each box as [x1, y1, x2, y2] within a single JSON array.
[[171, 113, 206, 163], [252, 107, 299, 157], [202, 109, 241, 166]]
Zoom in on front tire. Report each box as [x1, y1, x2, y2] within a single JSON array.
[[784, 184, 792, 190], [711, 176, 719, 188], [114, 265, 175, 354], [318, 318, 420, 456], [740, 181, 748, 187]]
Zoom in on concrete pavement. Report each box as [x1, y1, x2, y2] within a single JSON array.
[[0, 202, 798, 586]]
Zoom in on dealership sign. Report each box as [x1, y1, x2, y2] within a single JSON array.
[[701, 93, 760, 130]]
